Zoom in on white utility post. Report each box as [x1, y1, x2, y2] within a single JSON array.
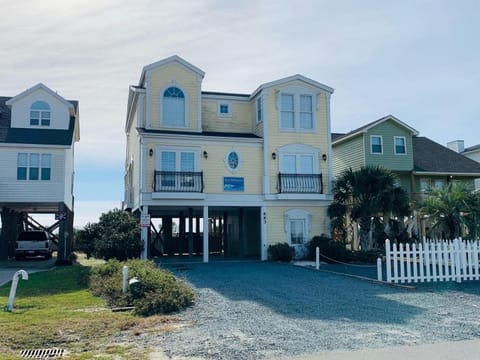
[[6, 270, 28, 312]]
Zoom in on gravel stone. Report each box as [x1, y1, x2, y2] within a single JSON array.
[[133, 262, 480, 359]]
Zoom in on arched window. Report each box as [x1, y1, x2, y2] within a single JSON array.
[[30, 101, 51, 126], [162, 87, 185, 126]]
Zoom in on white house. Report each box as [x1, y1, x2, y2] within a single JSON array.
[[0, 83, 80, 262]]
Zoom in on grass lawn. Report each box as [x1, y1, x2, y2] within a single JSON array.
[[0, 256, 176, 359]]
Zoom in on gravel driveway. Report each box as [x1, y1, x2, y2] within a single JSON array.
[[144, 261, 480, 359]]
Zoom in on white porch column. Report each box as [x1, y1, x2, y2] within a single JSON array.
[[261, 206, 267, 261], [203, 206, 209, 263], [141, 206, 149, 259]]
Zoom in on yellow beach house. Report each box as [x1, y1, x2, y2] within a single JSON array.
[[123, 55, 334, 261]]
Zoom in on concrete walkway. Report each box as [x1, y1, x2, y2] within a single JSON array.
[[281, 338, 480, 360]]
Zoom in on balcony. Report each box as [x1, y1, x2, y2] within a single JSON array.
[[154, 171, 204, 192], [278, 173, 323, 194]]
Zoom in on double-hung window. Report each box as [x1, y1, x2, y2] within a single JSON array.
[[371, 136, 383, 154], [17, 153, 51, 181], [279, 91, 315, 131], [280, 94, 295, 129], [394, 136, 406, 155]]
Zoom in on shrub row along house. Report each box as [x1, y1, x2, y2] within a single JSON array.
[[0, 84, 79, 261]]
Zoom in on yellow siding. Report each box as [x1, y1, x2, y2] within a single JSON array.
[[201, 145, 262, 194], [266, 206, 327, 245], [201, 100, 253, 133], [264, 80, 331, 195], [148, 63, 200, 131]]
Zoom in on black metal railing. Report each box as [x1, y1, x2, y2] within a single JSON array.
[[278, 173, 323, 194], [154, 171, 203, 192]]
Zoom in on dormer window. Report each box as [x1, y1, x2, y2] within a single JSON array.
[[30, 101, 50, 126], [162, 86, 186, 127]]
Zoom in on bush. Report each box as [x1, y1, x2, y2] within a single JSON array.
[[268, 243, 294, 262], [89, 259, 194, 316], [307, 235, 349, 262], [77, 209, 143, 261]]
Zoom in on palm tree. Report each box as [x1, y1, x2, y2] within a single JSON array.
[[328, 166, 410, 250], [418, 182, 480, 240]]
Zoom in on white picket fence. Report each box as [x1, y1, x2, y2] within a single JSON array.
[[379, 238, 480, 284]]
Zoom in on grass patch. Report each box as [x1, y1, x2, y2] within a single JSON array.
[[0, 257, 176, 359]]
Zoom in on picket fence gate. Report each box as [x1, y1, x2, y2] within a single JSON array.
[[379, 238, 480, 284]]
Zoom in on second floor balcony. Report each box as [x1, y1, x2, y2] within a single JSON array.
[[154, 171, 204, 193], [278, 173, 323, 194]]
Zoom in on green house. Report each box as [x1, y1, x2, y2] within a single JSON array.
[[332, 115, 480, 198]]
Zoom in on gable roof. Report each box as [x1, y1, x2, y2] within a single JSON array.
[[139, 55, 205, 87], [0, 97, 77, 146], [251, 74, 334, 99], [413, 137, 480, 175], [333, 115, 419, 145], [5, 83, 75, 113]]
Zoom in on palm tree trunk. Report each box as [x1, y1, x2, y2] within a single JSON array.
[[359, 217, 371, 251]]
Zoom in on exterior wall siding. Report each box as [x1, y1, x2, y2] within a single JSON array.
[[201, 99, 253, 133], [0, 146, 67, 203], [264, 80, 331, 195], [364, 120, 414, 171], [332, 135, 364, 177], [9, 89, 71, 130], [148, 63, 201, 131], [266, 205, 327, 246]]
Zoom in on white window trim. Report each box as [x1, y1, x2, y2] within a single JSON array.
[[394, 136, 407, 155], [370, 135, 383, 154], [276, 86, 318, 132], [155, 146, 200, 172], [224, 149, 242, 173], [217, 101, 232, 118], [160, 83, 189, 128], [17, 152, 52, 181], [284, 208, 312, 245], [278, 144, 319, 174]]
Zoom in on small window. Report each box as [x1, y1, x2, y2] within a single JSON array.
[[371, 136, 383, 154], [395, 136, 406, 155], [218, 102, 231, 117], [256, 97, 262, 123], [30, 101, 50, 126]]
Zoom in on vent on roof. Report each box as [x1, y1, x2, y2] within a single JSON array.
[[20, 348, 65, 358]]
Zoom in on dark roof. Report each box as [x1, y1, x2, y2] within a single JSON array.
[[139, 128, 261, 139], [331, 133, 345, 141], [413, 137, 480, 174], [202, 91, 250, 98], [0, 96, 76, 146], [463, 144, 480, 153]]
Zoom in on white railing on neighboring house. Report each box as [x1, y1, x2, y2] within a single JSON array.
[[379, 238, 480, 284]]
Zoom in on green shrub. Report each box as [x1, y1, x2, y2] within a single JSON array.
[[89, 259, 194, 315], [307, 234, 349, 262], [268, 243, 294, 262]]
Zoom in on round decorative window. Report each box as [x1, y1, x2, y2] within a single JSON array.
[[225, 150, 241, 172]]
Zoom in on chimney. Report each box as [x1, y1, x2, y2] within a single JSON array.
[[447, 140, 464, 153]]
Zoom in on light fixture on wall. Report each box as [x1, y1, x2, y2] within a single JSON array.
[[322, 154, 327, 161], [203, 150, 208, 159], [149, 148, 153, 157], [272, 152, 277, 160]]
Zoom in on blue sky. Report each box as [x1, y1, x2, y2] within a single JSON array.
[[1, 0, 479, 227]]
